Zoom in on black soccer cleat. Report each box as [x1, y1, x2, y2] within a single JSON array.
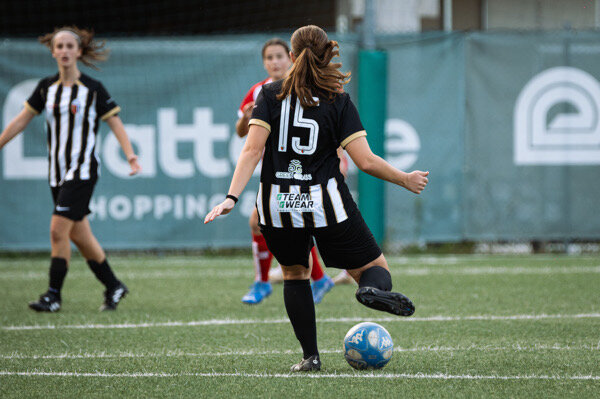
[[290, 355, 321, 372], [28, 292, 61, 313], [355, 286, 415, 316], [100, 281, 129, 311]]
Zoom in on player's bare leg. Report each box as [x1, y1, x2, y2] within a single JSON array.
[[50, 214, 74, 260], [332, 269, 355, 285], [70, 217, 104, 262], [347, 254, 415, 316]]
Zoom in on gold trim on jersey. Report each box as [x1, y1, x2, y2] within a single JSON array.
[[249, 118, 271, 132], [101, 106, 121, 121], [341, 130, 367, 148], [23, 101, 39, 115]]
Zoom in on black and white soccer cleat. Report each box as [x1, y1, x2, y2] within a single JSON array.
[[290, 355, 321, 372], [355, 286, 415, 316], [28, 292, 61, 312], [100, 281, 129, 311]]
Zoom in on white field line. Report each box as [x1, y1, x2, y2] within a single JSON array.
[[0, 370, 598, 380], [3, 313, 600, 331], [1, 265, 600, 280], [2, 344, 600, 360]]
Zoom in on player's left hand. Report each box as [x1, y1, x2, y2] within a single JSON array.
[[204, 198, 236, 224], [128, 155, 142, 176]]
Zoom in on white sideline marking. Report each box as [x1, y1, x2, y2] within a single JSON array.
[[1, 265, 600, 280], [2, 344, 599, 360], [0, 370, 598, 380], [3, 313, 600, 331]]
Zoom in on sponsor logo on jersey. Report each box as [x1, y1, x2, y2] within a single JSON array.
[[275, 159, 312, 181], [276, 192, 315, 212]]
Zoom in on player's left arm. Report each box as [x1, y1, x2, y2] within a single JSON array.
[[105, 115, 142, 176], [204, 124, 269, 223]]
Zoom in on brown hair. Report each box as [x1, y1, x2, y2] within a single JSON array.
[[261, 38, 290, 59], [39, 26, 109, 69], [277, 25, 350, 108]]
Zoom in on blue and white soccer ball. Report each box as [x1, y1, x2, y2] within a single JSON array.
[[343, 322, 394, 370]]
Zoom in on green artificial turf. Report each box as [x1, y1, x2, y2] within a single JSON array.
[[1, 254, 599, 398]]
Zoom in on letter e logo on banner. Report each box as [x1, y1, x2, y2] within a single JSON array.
[[514, 67, 600, 165]]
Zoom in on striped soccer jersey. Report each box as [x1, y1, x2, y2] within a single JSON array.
[[249, 80, 366, 229], [25, 73, 120, 187]]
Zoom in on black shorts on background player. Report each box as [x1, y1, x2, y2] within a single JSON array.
[[50, 178, 97, 221]]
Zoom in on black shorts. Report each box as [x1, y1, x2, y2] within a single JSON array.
[[260, 211, 382, 270], [50, 179, 97, 221]]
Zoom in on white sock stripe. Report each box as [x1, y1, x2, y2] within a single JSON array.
[[3, 313, 599, 331]]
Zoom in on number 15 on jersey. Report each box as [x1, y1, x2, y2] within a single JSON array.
[[278, 96, 320, 155]]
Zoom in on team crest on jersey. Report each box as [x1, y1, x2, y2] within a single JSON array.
[[276, 192, 315, 212], [70, 99, 82, 115], [275, 159, 312, 181]]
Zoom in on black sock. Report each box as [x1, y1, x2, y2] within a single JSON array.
[[283, 279, 318, 359], [87, 258, 119, 289], [358, 266, 392, 291], [48, 257, 68, 298]]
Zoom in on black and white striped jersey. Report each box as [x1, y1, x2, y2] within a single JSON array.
[[249, 80, 367, 229], [25, 73, 120, 187]]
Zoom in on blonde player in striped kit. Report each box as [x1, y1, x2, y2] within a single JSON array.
[[0, 26, 141, 312]]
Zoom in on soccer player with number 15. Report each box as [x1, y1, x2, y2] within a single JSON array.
[[205, 25, 428, 372]]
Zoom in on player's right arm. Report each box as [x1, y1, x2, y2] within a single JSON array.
[[0, 108, 35, 151], [345, 136, 429, 194]]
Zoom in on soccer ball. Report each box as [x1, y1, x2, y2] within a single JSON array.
[[343, 322, 394, 370]]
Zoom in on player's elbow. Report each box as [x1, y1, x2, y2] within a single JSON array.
[[242, 145, 264, 162], [355, 153, 377, 174]]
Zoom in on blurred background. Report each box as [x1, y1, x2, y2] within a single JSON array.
[[1, 0, 599, 253]]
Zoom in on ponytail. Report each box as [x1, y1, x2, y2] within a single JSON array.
[[278, 25, 350, 108]]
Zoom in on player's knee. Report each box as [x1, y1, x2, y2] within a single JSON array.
[[50, 226, 69, 244], [282, 265, 310, 280]]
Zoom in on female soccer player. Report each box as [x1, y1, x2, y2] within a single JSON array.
[[0, 26, 141, 312], [236, 38, 334, 305], [206, 25, 428, 371]]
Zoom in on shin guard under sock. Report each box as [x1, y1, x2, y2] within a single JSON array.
[[283, 279, 318, 359]]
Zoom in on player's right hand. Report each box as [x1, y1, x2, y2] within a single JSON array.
[[242, 101, 255, 119], [405, 171, 429, 194], [204, 198, 236, 224]]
